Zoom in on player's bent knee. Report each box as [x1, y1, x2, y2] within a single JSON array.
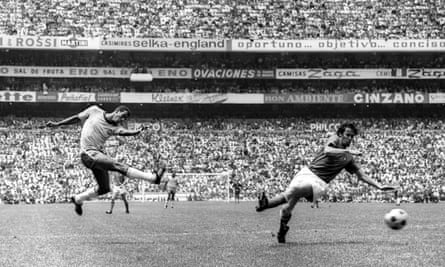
[[285, 183, 313, 200]]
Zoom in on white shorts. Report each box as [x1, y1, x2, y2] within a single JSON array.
[[283, 167, 328, 202], [111, 185, 128, 198]]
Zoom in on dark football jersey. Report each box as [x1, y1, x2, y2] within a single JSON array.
[[308, 135, 359, 183], [233, 183, 242, 194]]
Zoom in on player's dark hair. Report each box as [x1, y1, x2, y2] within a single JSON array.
[[114, 105, 131, 117], [337, 123, 358, 136]]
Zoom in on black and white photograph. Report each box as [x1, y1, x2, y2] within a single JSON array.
[[0, 0, 445, 266]]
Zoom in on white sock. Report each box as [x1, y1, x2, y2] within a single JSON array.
[[75, 188, 98, 204], [127, 167, 156, 183]]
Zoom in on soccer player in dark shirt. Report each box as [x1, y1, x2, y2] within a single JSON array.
[[256, 123, 396, 243], [164, 173, 179, 209], [231, 179, 242, 204]]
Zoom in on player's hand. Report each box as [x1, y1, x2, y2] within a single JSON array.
[[348, 149, 362, 156], [136, 125, 147, 133], [46, 121, 59, 128]]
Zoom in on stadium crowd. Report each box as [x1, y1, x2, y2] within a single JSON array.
[[0, 0, 444, 39], [0, 117, 444, 204]]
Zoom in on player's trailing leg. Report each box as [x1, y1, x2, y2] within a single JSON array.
[[71, 188, 99, 216]]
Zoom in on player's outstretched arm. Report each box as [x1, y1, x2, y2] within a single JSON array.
[[115, 125, 145, 136], [355, 168, 396, 191], [46, 115, 81, 128], [325, 146, 362, 156]]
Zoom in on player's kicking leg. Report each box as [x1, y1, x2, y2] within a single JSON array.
[[125, 161, 166, 184], [256, 191, 287, 212]]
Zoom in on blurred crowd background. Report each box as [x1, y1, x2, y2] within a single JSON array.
[[1, 117, 444, 204]]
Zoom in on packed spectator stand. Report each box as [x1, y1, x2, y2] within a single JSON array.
[[0, 118, 444, 204], [0, 0, 444, 39], [0, 0, 444, 205]]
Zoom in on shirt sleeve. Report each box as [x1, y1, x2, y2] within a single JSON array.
[[112, 126, 127, 135], [78, 105, 100, 121]]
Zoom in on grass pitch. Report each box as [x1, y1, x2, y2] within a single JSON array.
[[0, 201, 444, 267]]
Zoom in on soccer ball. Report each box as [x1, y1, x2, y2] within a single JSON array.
[[384, 209, 408, 230]]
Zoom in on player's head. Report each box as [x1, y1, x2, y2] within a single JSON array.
[[110, 105, 131, 123], [336, 123, 358, 147]]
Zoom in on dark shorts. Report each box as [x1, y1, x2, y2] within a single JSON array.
[[81, 150, 117, 170], [167, 190, 176, 201], [80, 150, 118, 195]]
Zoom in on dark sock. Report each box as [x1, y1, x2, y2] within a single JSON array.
[[280, 213, 292, 226]]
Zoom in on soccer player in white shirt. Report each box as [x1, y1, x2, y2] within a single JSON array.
[[106, 172, 130, 214], [46, 105, 166, 216]]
